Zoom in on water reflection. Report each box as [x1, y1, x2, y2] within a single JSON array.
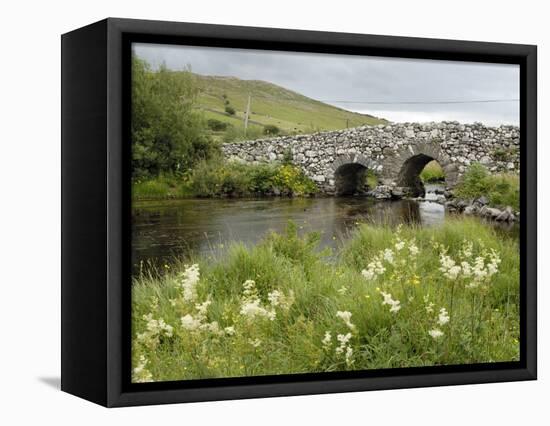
[[132, 193, 452, 269]]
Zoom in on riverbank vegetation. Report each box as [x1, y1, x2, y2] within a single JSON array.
[[455, 163, 519, 210], [132, 219, 519, 382], [132, 160, 318, 199]]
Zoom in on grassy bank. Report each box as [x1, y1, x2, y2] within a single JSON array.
[[420, 160, 445, 183], [132, 161, 317, 200], [132, 219, 519, 382], [455, 163, 519, 210]]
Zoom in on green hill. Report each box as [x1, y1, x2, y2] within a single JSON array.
[[193, 74, 386, 141]]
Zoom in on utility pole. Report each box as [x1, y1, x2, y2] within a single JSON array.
[[244, 94, 251, 136]]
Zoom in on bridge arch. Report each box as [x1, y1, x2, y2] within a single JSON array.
[[331, 154, 376, 196], [391, 143, 459, 197]]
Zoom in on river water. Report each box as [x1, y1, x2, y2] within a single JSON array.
[[133, 184, 505, 269]]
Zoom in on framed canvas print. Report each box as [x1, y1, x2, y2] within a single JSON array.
[[61, 18, 537, 407]]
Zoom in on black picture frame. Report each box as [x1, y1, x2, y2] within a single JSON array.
[[61, 17, 537, 407]]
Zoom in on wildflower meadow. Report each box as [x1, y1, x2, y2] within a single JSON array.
[[131, 218, 519, 383]]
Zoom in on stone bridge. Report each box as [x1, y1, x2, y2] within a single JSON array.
[[222, 122, 519, 197]]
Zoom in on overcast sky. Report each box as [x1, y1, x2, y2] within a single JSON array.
[[133, 43, 519, 126]]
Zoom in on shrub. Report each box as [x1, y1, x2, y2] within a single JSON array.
[[131, 58, 218, 178], [273, 164, 318, 196], [225, 105, 236, 115], [492, 147, 518, 162], [282, 148, 293, 165], [363, 170, 379, 189], [184, 161, 317, 198], [263, 125, 280, 135], [455, 163, 519, 210], [207, 119, 230, 131]]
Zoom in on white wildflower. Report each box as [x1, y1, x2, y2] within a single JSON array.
[[180, 264, 200, 302], [335, 332, 352, 354], [380, 291, 401, 313], [345, 346, 354, 366], [361, 268, 375, 281], [180, 314, 202, 331], [240, 299, 276, 321], [337, 286, 348, 295], [395, 240, 405, 251], [461, 261, 472, 277], [409, 242, 419, 257], [383, 249, 395, 264], [439, 254, 461, 280], [336, 310, 356, 331], [267, 290, 281, 306], [195, 299, 211, 320], [437, 307, 450, 326], [460, 240, 473, 259], [322, 331, 332, 350], [487, 249, 501, 276], [337, 333, 352, 345], [362, 258, 386, 281], [132, 355, 153, 383], [428, 328, 444, 339], [248, 338, 262, 348], [224, 326, 236, 336]]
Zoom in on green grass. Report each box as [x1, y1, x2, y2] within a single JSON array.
[[132, 219, 519, 382], [420, 160, 445, 183], [192, 74, 387, 141], [455, 163, 519, 210], [132, 174, 192, 200]]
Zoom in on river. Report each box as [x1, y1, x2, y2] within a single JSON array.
[[132, 184, 519, 270]]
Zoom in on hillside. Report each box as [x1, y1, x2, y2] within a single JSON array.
[[193, 74, 386, 141]]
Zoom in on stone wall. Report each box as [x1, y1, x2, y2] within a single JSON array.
[[222, 122, 520, 195]]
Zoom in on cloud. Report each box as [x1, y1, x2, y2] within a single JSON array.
[[133, 43, 519, 126]]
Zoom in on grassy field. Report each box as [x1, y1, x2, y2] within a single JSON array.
[[194, 74, 386, 141], [132, 219, 519, 382]]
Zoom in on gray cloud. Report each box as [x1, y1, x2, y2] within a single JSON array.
[[133, 43, 519, 126]]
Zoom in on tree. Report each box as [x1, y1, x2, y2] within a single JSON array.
[[131, 57, 218, 178]]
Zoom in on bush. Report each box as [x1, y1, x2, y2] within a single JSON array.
[[273, 164, 318, 196], [185, 161, 317, 198], [455, 163, 519, 210], [131, 58, 219, 178], [225, 105, 236, 116], [263, 125, 280, 135], [207, 119, 230, 131], [363, 170, 379, 189], [492, 147, 518, 162]]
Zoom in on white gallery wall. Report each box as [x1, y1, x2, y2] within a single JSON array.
[[0, 0, 546, 424]]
